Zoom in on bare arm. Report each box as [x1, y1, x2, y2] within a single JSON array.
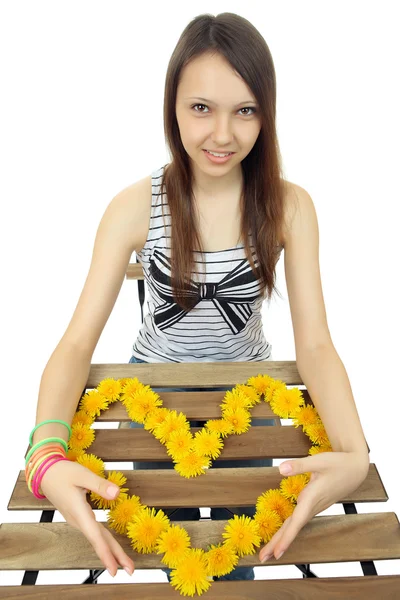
[[283, 183, 368, 459], [32, 343, 92, 447], [31, 175, 151, 449]]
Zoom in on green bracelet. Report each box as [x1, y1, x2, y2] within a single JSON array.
[[25, 437, 69, 465], [29, 419, 72, 447]]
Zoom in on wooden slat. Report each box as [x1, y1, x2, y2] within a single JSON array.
[[21, 425, 370, 467], [23, 426, 313, 463], [85, 361, 303, 388], [1, 513, 399, 571], [1, 577, 400, 599], [125, 263, 144, 280], [8, 464, 387, 511], [96, 389, 312, 420], [32, 425, 371, 463]]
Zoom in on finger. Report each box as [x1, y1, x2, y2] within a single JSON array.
[[63, 511, 80, 530], [73, 494, 121, 576], [259, 515, 293, 561], [279, 451, 338, 478], [99, 523, 135, 576], [271, 501, 312, 559], [76, 467, 120, 500]]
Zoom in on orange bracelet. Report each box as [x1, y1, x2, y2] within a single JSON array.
[[25, 444, 67, 481]]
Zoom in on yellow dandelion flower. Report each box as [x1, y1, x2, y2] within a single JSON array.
[[204, 418, 234, 438], [303, 422, 330, 446], [247, 374, 276, 395], [291, 404, 321, 428], [192, 429, 223, 460], [174, 451, 210, 478], [221, 389, 254, 412], [234, 384, 261, 406], [154, 410, 190, 444], [76, 453, 105, 476], [127, 389, 163, 424], [117, 377, 131, 387], [79, 389, 110, 417], [66, 447, 85, 462], [309, 443, 332, 455], [279, 473, 310, 502], [204, 543, 239, 577], [156, 524, 191, 568], [221, 406, 251, 435], [107, 494, 147, 535], [222, 514, 261, 557], [106, 470, 128, 489], [255, 489, 295, 522], [263, 379, 287, 404], [71, 410, 95, 427], [166, 428, 194, 461], [68, 423, 95, 451], [97, 377, 122, 403], [120, 377, 146, 404], [144, 407, 171, 432], [127, 507, 170, 553], [170, 548, 211, 597], [270, 386, 305, 419], [253, 508, 283, 543]]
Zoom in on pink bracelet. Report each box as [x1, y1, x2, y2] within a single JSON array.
[[32, 455, 69, 499], [32, 455, 68, 499], [27, 450, 66, 494], [31, 454, 57, 496]]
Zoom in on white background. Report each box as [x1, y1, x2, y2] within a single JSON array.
[[1, 0, 399, 587]]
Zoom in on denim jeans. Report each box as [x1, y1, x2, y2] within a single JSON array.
[[127, 353, 275, 581]]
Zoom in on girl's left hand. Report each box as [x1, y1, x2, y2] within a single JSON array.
[[259, 451, 370, 562]]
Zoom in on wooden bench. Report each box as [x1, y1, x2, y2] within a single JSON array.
[[1, 260, 399, 598]]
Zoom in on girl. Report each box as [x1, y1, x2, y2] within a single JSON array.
[[33, 11, 369, 583]]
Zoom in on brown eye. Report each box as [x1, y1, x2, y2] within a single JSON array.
[[239, 107, 257, 116], [192, 104, 209, 113]]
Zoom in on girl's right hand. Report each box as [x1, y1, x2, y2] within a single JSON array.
[[39, 458, 135, 577]]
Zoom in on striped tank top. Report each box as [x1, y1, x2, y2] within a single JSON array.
[[131, 164, 283, 363]]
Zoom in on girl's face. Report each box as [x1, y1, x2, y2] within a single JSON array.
[[175, 52, 262, 179]]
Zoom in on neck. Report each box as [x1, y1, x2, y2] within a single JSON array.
[[191, 160, 244, 200]]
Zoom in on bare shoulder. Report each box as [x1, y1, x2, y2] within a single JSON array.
[[280, 180, 313, 247], [111, 173, 152, 254]]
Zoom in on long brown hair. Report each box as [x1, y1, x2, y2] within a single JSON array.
[[159, 12, 290, 311]]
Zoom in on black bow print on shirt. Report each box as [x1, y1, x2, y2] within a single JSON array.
[[149, 249, 263, 334]]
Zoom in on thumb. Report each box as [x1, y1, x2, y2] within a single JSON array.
[[279, 461, 294, 476], [279, 454, 322, 477], [101, 480, 120, 500], [279, 459, 307, 476], [79, 469, 120, 500]]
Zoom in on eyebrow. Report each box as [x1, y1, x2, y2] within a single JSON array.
[[185, 96, 257, 107]]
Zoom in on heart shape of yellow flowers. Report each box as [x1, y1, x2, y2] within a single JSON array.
[[67, 374, 332, 597]]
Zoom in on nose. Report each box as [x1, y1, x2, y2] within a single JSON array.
[[211, 114, 234, 145]]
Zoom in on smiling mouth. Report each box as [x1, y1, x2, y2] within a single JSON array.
[[204, 149, 235, 153], [203, 149, 235, 156]]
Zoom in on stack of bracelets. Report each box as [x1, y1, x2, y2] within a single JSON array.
[[25, 419, 72, 499]]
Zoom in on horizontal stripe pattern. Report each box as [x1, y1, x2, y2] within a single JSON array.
[[131, 164, 282, 363]]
